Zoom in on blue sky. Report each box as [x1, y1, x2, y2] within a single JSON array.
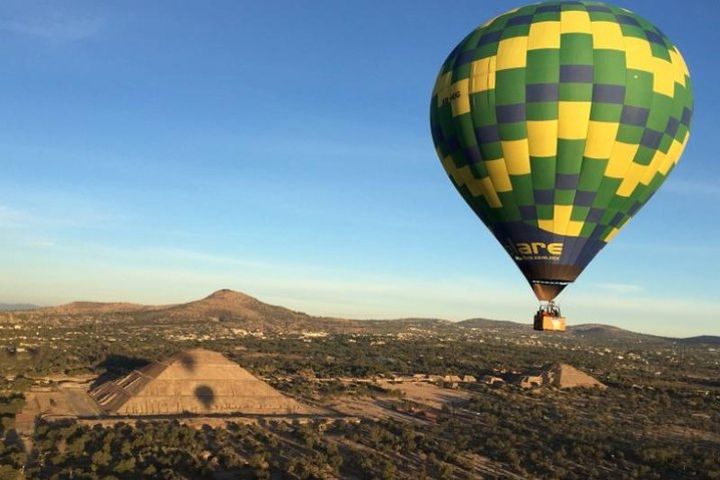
[[0, 1, 718, 336]]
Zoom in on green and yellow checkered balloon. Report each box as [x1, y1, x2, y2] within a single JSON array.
[[430, 1, 692, 301]]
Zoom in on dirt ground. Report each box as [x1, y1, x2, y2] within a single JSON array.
[[15, 385, 103, 434], [376, 381, 470, 409], [318, 381, 470, 424], [321, 395, 414, 421]]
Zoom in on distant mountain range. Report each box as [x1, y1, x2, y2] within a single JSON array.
[[676, 335, 720, 346], [25, 289, 360, 333], [444, 318, 720, 345], [0, 303, 38, 312], [5, 289, 719, 344]]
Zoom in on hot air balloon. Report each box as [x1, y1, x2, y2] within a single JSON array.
[[430, 1, 692, 331]]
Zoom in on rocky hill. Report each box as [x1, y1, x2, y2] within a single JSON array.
[[21, 289, 357, 333], [136, 289, 358, 332]]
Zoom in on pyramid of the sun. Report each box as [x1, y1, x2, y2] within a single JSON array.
[[542, 363, 607, 389], [90, 348, 305, 416]]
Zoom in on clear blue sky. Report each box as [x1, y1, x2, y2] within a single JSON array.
[[0, 1, 717, 336]]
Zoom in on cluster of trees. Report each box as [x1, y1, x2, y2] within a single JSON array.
[[453, 386, 720, 479], [27, 417, 474, 480], [330, 419, 472, 479], [0, 393, 26, 479], [27, 419, 397, 479], [28, 419, 332, 479], [23, 403, 720, 480]]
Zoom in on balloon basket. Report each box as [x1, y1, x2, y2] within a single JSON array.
[[533, 302, 566, 332], [533, 312, 566, 332]]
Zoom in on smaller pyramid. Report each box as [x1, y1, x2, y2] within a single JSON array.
[[90, 349, 305, 416], [542, 363, 607, 389]]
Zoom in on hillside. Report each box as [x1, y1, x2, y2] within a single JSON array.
[[566, 323, 670, 345], [38, 301, 160, 315], [0, 303, 38, 312], [362, 318, 451, 332], [457, 318, 532, 331], [137, 289, 357, 332], [160, 289, 308, 322], [677, 335, 720, 345], [5, 289, 715, 341], [456, 319, 679, 345], [22, 289, 356, 333]]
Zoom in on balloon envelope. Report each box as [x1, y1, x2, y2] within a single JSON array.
[[430, 1, 693, 300]]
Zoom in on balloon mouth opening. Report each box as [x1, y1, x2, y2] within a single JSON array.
[[530, 280, 569, 302]]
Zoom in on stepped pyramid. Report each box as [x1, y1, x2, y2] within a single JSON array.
[[90, 348, 306, 415], [542, 363, 607, 389]]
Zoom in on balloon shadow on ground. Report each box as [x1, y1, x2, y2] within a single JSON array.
[[177, 352, 197, 372], [194, 385, 215, 409]]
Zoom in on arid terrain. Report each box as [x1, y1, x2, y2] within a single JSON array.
[[0, 290, 718, 479]]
